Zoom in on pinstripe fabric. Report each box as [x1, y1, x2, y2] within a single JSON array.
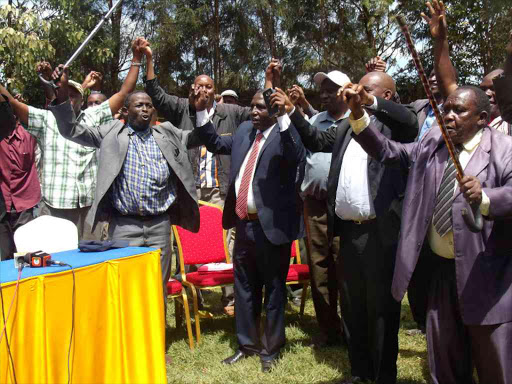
[[27, 101, 112, 209], [235, 133, 263, 219], [432, 146, 462, 237], [112, 127, 176, 216]]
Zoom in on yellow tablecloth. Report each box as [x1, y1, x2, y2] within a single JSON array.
[[0, 248, 167, 384]]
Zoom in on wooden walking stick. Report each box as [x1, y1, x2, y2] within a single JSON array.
[[396, 15, 483, 232]]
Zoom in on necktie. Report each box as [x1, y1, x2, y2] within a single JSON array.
[[432, 146, 462, 237], [199, 146, 207, 188], [236, 132, 264, 219]]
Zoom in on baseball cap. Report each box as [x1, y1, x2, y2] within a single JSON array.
[[221, 89, 238, 99], [313, 71, 351, 88], [68, 80, 84, 97]]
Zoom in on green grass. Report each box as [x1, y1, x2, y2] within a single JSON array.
[[165, 291, 429, 384]]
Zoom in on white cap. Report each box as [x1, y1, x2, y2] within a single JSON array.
[[68, 80, 84, 97], [313, 70, 351, 88], [220, 89, 238, 99]]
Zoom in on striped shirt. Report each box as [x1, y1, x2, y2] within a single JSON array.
[[196, 145, 219, 188], [27, 101, 112, 209], [112, 126, 176, 216]]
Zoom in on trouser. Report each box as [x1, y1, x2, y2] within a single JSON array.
[[44, 205, 103, 241], [0, 206, 36, 260], [108, 213, 172, 312], [407, 245, 436, 330], [338, 219, 401, 384], [426, 254, 512, 384], [234, 218, 291, 361], [304, 196, 341, 340], [196, 187, 235, 307]]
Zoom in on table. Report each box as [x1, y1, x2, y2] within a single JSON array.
[[0, 247, 167, 384]]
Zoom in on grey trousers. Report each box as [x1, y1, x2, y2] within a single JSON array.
[[108, 213, 172, 303], [427, 256, 512, 384], [44, 204, 103, 241]]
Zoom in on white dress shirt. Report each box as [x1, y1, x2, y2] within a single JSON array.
[[334, 100, 377, 222], [197, 109, 292, 214], [352, 110, 490, 258]]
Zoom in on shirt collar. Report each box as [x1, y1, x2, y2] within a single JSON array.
[[319, 109, 350, 124], [127, 125, 152, 140], [462, 129, 483, 152], [5, 123, 23, 142], [256, 123, 275, 140]]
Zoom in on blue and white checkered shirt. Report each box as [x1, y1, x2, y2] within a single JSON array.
[[112, 126, 176, 216]]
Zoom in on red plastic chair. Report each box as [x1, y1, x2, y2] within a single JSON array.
[[286, 240, 310, 315], [172, 200, 234, 344], [166, 278, 195, 349]]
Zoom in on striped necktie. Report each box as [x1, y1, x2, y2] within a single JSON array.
[[235, 133, 263, 219], [432, 146, 462, 237]]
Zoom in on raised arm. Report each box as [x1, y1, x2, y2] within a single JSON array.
[[343, 83, 417, 170], [193, 88, 233, 154], [107, 37, 147, 116], [144, 45, 189, 126], [373, 97, 418, 142], [49, 65, 108, 148], [422, 1, 458, 99], [0, 83, 29, 125]]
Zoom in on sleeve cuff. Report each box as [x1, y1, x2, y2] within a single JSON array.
[[349, 110, 371, 134], [364, 96, 378, 111], [480, 189, 490, 216], [278, 112, 292, 132], [196, 109, 209, 127]]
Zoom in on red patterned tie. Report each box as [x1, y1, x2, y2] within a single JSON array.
[[235, 132, 264, 219]]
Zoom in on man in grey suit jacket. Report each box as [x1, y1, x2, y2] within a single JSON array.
[[350, 83, 512, 384], [49, 66, 201, 301]]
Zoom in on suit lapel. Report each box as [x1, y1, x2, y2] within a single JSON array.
[[257, 125, 278, 166], [232, 128, 255, 175], [434, 137, 449, 195], [116, 127, 130, 170], [454, 129, 491, 199]]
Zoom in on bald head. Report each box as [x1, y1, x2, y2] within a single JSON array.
[[359, 72, 396, 101]]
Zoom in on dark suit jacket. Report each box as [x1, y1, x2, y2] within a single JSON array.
[[290, 97, 418, 243], [493, 75, 512, 124], [354, 125, 512, 325], [49, 100, 202, 233], [195, 120, 306, 245], [410, 99, 430, 138], [145, 78, 251, 195]]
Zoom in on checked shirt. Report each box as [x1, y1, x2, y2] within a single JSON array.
[[112, 126, 176, 216], [27, 101, 112, 209]]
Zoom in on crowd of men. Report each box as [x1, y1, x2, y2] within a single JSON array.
[[1, 1, 512, 382]]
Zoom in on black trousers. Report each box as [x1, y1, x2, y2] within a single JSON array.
[[338, 219, 401, 384], [427, 255, 512, 384], [233, 218, 291, 361], [0, 207, 36, 260]]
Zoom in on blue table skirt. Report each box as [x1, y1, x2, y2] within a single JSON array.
[[0, 247, 156, 284]]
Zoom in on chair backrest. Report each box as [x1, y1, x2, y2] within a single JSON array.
[[173, 201, 229, 269], [290, 240, 301, 264], [14, 215, 79, 254]]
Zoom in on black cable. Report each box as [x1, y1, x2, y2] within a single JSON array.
[[62, 263, 76, 384], [0, 267, 20, 384]]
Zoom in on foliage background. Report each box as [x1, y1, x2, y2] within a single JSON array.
[[1, 0, 511, 107]]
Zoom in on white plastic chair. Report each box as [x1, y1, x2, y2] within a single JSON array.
[[14, 215, 79, 254]]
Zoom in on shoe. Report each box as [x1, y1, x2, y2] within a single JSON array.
[[309, 334, 342, 349], [221, 350, 250, 365], [223, 305, 235, 317], [261, 358, 277, 373], [165, 353, 172, 365], [405, 325, 426, 336], [290, 297, 302, 307]]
